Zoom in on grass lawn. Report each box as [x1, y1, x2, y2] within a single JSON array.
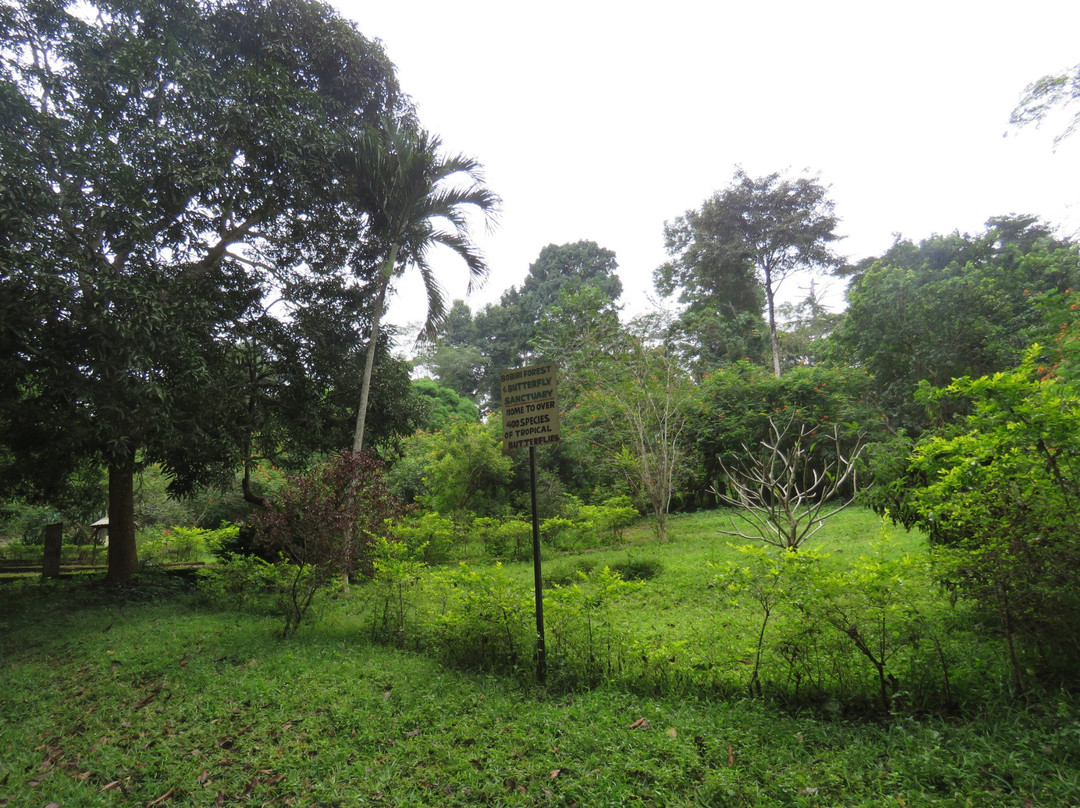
[[2, 509, 1080, 807]]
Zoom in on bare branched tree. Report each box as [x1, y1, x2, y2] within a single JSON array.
[[712, 415, 864, 550]]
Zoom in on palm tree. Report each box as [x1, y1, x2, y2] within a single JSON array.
[[350, 116, 499, 452]]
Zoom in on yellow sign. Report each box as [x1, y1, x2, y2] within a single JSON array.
[[500, 362, 561, 451]]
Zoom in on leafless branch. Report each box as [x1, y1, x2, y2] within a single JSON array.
[[711, 415, 864, 550]]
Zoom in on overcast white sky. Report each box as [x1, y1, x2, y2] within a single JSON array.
[[334, 0, 1080, 336]]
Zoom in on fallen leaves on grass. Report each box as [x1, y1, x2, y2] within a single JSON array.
[[87, 736, 108, 754], [628, 718, 649, 730], [146, 787, 174, 805], [133, 683, 163, 710], [38, 747, 63, 770]]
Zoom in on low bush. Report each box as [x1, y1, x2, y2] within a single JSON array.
[[546, 566, 639, 687], [391, 510, 456, 563], [139, 523, 239, 563], [475, 517, 533, 561], [420, 562, 535, 674], [577, 495, 639, 544], [353, 509, 998, 711], [196, 552, 276, 612], [609, 557, 663, 581], [540, 516, 585, 550], [198, 552, 343, 636]]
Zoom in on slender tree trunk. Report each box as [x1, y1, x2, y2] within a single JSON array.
[[353, 246, 399, 454], [105, 451, 138, 583], [765, 278, 781, 378], [242, 460, 270, 508]]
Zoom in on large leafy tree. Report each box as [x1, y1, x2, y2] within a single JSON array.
[[514, 241, 623, 329], [656, 169, 843, 377], [413, 299, 489, 400], [473, 240, 623, 405], [830, 216, 1080, 433], [689, 361, 878, 504], [349, 116, 498, 452], [0, 0, 401, 581]]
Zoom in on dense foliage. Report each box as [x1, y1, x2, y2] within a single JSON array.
[[4, 0, 1080, 732], [655, 169, 844, 376], [831, 216, 1080, 432], [0, 0, 414, 580], [249, 452, 403, 634], [691, 362, 879, 497]]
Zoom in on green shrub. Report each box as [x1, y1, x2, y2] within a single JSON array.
[[546, 566, 638, 687], [199, 552, 342, 636], [140, 524, 239, 563], [391, 511, 456, 563], [544, 558, 598, 587], [471, 516, 504, 558], [420, 563, 533, 674], [540, 516, 583, 550], [366, 535, 427, 642], [197, 553, 275, 611], [491, 519, 532, 561], [387, 421, 512, 515], [609, 557, 663, 581], [901, 346, 1080, 691], [578, 495, 639, 544], [716, 521, 961, 711]]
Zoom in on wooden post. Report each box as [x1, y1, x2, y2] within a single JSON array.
[[530, 446, 546, 685], [43, 522, 63, 579]]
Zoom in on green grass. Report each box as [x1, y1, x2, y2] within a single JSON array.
[[488, 508, 949, 704], [3, 587, 1080, 807], [3, 510, 1080, 806]]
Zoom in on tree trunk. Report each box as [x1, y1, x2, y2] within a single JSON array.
[[242, 459, 270, 508], [765, 278, 781, 378], [353, 244, 398, 454], [42, 522, 63, 579], [105, 451, 138, 583]]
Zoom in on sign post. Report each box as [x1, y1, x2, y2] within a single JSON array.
[[500, 362, 561, 685]]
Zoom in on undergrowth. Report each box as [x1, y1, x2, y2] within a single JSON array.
[[3, 584, 1080, 807], [339, 508, 1006, 712]]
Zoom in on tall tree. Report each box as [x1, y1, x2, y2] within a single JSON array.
[[0, 0, 401, 581], [515, 241, 623, 327], [349, 116, 498, 452], [656, 168, 843, 377], [569, 321, 696, 541], [413, 300, 488, 400], [830, 216, 1080, 433], [473, 240, 622, 405]]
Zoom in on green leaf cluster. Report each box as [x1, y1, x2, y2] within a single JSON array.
[[902, 344, 1080, 689]]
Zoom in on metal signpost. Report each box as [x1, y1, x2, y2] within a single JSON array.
[[499, 362, 561, 684]]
